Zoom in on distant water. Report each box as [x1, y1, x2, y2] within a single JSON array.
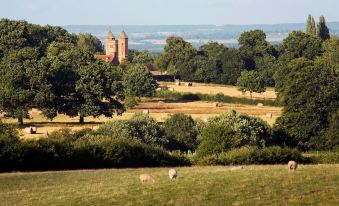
[[63, 23, 339, 52]]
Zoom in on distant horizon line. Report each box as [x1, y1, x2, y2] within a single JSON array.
[[63, 21, 339, 27]]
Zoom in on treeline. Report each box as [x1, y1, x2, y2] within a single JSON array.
[[0, 19, 158, 125]]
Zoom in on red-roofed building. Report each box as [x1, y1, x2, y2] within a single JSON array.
[[94, 30, 128, 66]]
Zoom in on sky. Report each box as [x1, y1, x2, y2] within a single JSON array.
[[1, 0, 338, 26]]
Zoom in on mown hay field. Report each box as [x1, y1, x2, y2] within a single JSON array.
[[1, 99, 282, 139], [0, 165, 338, 206], [159, 82, 277, 99]]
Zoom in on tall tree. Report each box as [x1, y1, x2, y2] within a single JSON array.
[[306, 15, 316, 36], [317, 16, 330, 41]]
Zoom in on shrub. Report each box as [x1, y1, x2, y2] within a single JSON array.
[[128, 113, 165, 146], [97, 113, 166, 146], [196, 125, 236, 158], [164, 113, 198, 151], [196, 110, 273, 157]]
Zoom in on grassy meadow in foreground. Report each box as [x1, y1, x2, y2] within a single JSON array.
[[0, 165, 338, 206]]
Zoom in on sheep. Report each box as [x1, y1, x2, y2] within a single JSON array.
[[168, 169, 178, 180], [288, 161, 298, 172], [139, 174, 155, 183]]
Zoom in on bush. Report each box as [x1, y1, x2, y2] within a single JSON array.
[[196, 110, 273, 158], [97, 113, 166, 146], [196, 146, 307, 165], [196, 125, 236, 158], [164, 113, 198, 151]]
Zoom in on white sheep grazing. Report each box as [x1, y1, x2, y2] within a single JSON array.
[[139, 174, 155, 183], [168, 169, 178, 180], [288, 161, 298, 172]]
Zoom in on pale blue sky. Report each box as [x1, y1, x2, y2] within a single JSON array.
[[1, 0, 338, 25]]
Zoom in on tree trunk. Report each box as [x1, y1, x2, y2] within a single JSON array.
[[18, 116, 24, 126], [79, 116, 84, 124]]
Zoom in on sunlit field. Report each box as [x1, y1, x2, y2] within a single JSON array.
[[0, 165, 338, 206]]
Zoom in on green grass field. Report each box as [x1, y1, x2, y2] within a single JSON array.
[[0, 165, 338, 206]]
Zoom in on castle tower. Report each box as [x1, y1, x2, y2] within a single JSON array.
[[118, 31, 128, 63], [105, 30, 117, 56]]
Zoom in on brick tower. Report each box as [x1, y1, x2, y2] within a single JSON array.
[[105, 30, 118, 57], [118, 31, 128, 63]]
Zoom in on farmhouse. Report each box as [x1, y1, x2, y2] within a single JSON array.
[[95, 30, 128, 65]]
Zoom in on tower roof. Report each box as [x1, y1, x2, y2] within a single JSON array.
[[119, 31, 128, 39], [107, 30, 115, 39]]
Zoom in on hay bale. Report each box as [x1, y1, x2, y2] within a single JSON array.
[[266, 113, 273, 118], [24, 127, 37, 134], [175, 79, 180, 86], [257, 103, 264, 107], [143, 109, 149, 114], [215, 102, 224, 107]]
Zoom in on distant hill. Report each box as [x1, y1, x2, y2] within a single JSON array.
[[63, 23, 339, 52]]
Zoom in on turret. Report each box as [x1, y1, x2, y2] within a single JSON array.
[[118, 31, 128, 63], [105, 30, 117, 56]]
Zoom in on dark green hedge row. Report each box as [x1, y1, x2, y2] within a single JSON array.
[[0, 129, 190, 172], [154, 90, 280, 107]]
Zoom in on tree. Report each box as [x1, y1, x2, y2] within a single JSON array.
[[75, 62, 125, 123], [275, 58, 339, 150], [76, 33, 103, 53], [238, 30, 276, 70], [322, 36, 339, 71], [279, 31, 322, 61], [123, 64, 158, 107], [131, 50, 154, 64], [236, 71, 266, 97], [255, 55, 277, 87], [164, 113, 198, 151], [306, 15, 316, 36], [220, 48, 244, 85], [155, 36, 197, 72], [0, 48, 39, 125], [274, 31, 323, 98], [317, 16, 330, 41]]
